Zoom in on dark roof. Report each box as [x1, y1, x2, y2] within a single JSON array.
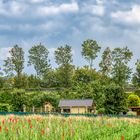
[[129, 106, 140, 109], [59, 99, 93, 107]]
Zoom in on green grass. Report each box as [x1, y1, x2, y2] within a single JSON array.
[[0, 115, 140, 140]]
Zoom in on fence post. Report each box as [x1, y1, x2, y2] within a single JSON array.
[[40, 107, 43, 112], [32, 106, 35, 112], [23, 105, 26, 112]]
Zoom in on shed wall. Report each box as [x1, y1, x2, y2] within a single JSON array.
[[71, 107, 87, 114]]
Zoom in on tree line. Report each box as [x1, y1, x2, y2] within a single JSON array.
[[0, 39, 140, 114]]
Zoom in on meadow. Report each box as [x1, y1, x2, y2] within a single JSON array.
[[0, 115, 139, 140]]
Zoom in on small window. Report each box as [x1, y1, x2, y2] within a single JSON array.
[[63, 109, 70, 113]]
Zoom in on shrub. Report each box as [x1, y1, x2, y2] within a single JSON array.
[[97, 108, 105, 114], [0, 103, 12, 112], [128, 94, 140, 107]]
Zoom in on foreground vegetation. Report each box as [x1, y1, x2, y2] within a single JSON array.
[[0, 115, 140, 140]]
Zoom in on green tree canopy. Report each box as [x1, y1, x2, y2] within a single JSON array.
[[99, 47, 112, 76], [3, 45, 24, 88], [104, 84, 128, 114], [28, 43, 51, 78], [82, 39, 101, 69], [3, 45, 24, 78], [55, 44, 73, 66], [132, 60, 140, 87], [111, 47, 133, 87], [55, 45, 74, 87]]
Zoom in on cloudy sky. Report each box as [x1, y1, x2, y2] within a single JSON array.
[[0, 0, 140, 74]]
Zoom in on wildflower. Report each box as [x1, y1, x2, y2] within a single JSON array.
[[9, 117, 12, 122], [28, 119, 31, 124], [0, 126, 2, 132], [30, 125, 33, 129], [121, 135, 124, 140], [2, 120, 5, 125], [41, 129, 45, 135], [5, 127, 8, 133]]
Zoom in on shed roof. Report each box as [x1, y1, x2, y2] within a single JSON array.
[[59, 99, 93, 107]]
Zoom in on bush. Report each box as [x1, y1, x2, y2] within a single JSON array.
[[0, 103, 12, 112], [104, 84, 128, 114], [97, 108, 105, 114], [128, 94, 140, 107]]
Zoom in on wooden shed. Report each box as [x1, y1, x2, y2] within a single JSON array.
[[59, 99, 94, 114], [130, 107, 140, 116]]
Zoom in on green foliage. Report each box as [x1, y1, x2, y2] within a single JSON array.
[[111, 47, 133, 87], [0, 77, 5, 88], [0, 103, 12, 111], [99, 47, 112, 76], [28, 43, 51, 77], [134, 89, 140, 97], [13, 74, 28, 89], [55, 45, 74, 87], [73, 67, 97, 84], [55, 45, 73, 66], [104, 84, 128, 114], [56, 65, 74, 87], [82, 39, 101, 69], [0, 91, 12, 104], [132, 60, 140, 87], [97, 108, 105, 114], [0, 41, 137, 114], [11, 91, 27, 111], [27, 74, 41, 88], [89, 81, 105, 109], [3, 45, 24, 88], [42, 70, 59, 88], [128, 94, 140, 107]]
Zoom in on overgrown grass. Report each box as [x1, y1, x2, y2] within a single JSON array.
[[0, 115, 139, 140]]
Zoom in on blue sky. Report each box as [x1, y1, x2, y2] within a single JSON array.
[[0, 0, 140, 74]]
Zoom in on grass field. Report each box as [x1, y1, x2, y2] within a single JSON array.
[[0, 115, 139, 140]]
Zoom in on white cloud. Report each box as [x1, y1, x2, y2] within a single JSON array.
[[91, 5, 104, 16], [0, 1, 27, 17], [0, 47, 11, 60], [30, 0, 44, 3], [82, 2, 105, 16], [96, 0, 104, 5], [37, 2, 79, 16], [111, 5, 140, 24]]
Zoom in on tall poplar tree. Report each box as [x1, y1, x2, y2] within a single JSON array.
[[55, 44, 73, 87], [82, 39, 101, 69], [28, 43, 51, 78], [111, 47, 133, 87], [4, 45, 24, 79], [99, 47, 112, 76]]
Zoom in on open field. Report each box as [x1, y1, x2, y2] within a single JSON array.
[[0, 115, 139, 140]]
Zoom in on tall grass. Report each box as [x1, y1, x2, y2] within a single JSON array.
[[0, 115, 139, 140]]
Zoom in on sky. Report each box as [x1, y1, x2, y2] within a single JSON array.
[[0, 0, 140, 74]]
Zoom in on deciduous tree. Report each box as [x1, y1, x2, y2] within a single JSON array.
[[82, 39, 101, 69], [111, 47, 133, 87], [55, 45, 74, 87], [132, 60, 140, 87], [28, 43, 51, 78], [3, 45, 24, 88], [99, 47, 112, 76]]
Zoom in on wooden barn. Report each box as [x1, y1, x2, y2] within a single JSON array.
[[59, 99, 94, 114]]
